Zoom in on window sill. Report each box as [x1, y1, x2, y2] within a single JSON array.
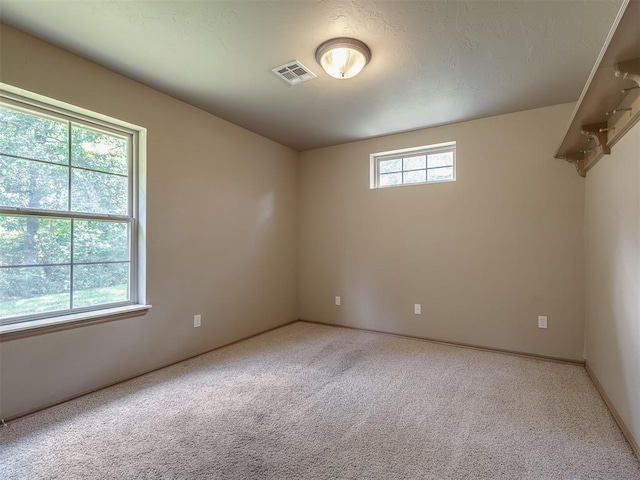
[[0, 305, 152, 342]]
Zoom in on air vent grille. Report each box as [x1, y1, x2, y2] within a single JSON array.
[[272, 61, 316, 86]]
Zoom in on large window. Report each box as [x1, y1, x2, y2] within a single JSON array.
[[0, 92, 144, 326], [370, 141, 456, 188]]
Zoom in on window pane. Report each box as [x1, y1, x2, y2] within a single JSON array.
[[427, 167, 454, 182], [403, 170, 427, 184], [0, 265, 70, 319], [73, 263, 129, 308], [0, 216, 70, 266], [0, 105, 69, 164], [74, 220, 129, 263], [379, 172, 402, 186], [71, 168, 128, 215], [72, 126, 128, 175], [0, 155, 69, 210], [427, 152, 454, 168], [379, 159, 402, 174], [403, 155, 426, 171]]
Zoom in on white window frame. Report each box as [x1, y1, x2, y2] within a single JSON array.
[[0, 84, 148, 334], [370, 141, 456, 189]]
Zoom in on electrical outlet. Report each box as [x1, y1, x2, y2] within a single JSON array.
[[414, 304, 421, 315], [194, 314, 201, 328], [538, 315, 547, 329], [335, 296, 341, 306]]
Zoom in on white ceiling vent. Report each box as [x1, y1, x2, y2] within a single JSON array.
[[272, 61, 316, 86]]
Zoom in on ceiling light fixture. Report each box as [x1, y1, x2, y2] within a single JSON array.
[[315, 37, 371, 79]]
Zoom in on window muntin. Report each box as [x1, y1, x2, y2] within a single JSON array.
[[0, 99, 139, 325], [371, 142, 456, 188]]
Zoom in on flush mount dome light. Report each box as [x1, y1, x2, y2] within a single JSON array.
[[315, 37, 371, 79]]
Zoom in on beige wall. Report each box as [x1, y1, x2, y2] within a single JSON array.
[[298, 103, 585, 360], [0, 25, 600, 421], [0, 26, 298, 419], [585, 121, 640, 448]]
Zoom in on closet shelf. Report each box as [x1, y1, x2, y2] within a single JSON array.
[[554, 0, 640, 177]]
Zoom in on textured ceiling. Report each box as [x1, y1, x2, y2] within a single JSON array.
[[0, 1, 623, 151]]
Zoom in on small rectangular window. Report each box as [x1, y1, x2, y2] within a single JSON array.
[[370, 142, 456, 189], [0, 92, 144, 326]]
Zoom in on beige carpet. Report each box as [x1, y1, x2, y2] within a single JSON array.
[[1, 321, 639, 479]]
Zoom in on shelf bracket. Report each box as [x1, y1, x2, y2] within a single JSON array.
[[580, 122, 611, 155], [615, 59, 640, 88], [562, 152, 588, 177]]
